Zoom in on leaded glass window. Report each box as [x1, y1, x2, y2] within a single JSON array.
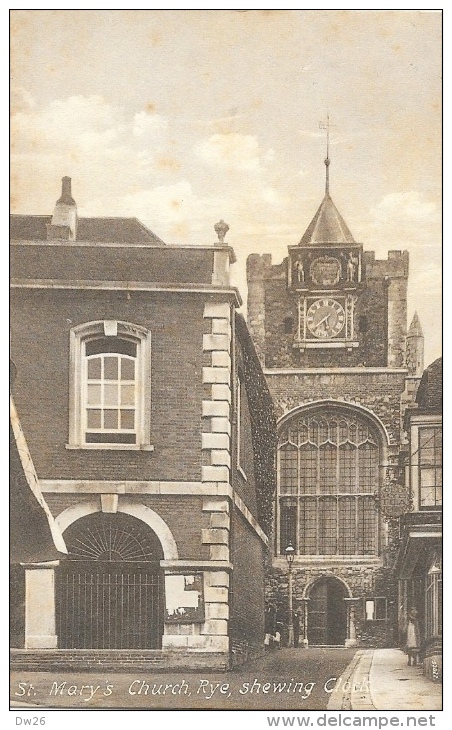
[[278, 410, 380, 555], [419, 427, 442, 508]]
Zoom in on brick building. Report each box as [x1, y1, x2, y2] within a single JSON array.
[[247, 156, 424, 648], [10, 178, 276, 671], [395, 356, 442, 680]]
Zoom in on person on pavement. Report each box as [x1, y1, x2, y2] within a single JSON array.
[[406, 607, 421, 666]]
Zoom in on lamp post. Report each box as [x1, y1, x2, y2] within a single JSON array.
[[285, 542, 295, 648]]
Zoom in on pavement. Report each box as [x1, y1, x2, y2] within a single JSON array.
[[328, 648, 442, 711]]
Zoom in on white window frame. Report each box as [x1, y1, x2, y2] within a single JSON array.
[[418, 425, 442, 509], [425, 553, 442, 638], [67, 320, 152, 450], [409, 415, 442, 511], [364, 597, 387, 621]]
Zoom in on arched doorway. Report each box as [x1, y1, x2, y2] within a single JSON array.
[[307, 577, 348, 646], [57, 512, 164, 649]]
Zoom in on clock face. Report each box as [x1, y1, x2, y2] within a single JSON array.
[[306, 298, 345, 339]]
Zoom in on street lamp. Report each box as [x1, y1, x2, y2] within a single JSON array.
[[285, 543, 295, 648]]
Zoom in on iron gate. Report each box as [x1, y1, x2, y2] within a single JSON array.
[[57, 561, 164, 649]]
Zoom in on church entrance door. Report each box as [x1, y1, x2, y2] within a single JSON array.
[[307, 577, 348, 645]]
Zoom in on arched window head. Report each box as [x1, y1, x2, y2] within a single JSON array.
[[68, 321, 152, 450], [277, 407, 381, 557]]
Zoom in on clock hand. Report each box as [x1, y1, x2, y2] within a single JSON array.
[[315, 314, 330, 328]]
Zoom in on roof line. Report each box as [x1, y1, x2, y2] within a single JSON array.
[[130, 216, 166, 245]]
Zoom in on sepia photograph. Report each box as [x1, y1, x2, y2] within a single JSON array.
[[9, 8, 442, 719]]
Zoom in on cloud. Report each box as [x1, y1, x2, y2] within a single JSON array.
[[370, 191, 437, 225], [11, 95, 168, 170], [121, 180, 224, 241], [10, 94, 173, 215], [367, 191, 439, 249], [260, 186, 287, 207], [121, 176, 292, 245], [10, 93, 285, 245], [12, 95, 122, 154], [133, 111, 168, 138], [196, 133, 270, 172]]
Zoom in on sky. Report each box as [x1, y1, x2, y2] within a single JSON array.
[[10, 9, 442, 367]]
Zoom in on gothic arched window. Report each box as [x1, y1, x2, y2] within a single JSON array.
[[278, 409, 380, 556]]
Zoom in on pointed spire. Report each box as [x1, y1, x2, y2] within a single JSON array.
[[299, 195, 355, 246], [299, 117, 356, 246], [408, 311, 424, 337], [406, 312, 424, 376]]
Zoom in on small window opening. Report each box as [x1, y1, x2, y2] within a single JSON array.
[[359, 316, 368, 333]]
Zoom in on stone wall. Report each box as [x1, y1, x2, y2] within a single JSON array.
[[265, 562, 397, 648], [246, 249, 409, 371], [265, 369, 407, 448]]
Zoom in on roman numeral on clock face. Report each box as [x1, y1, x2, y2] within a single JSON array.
[[306, 298, 345, 339]]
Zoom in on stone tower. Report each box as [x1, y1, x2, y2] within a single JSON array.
[[247, 150, 413, 649]]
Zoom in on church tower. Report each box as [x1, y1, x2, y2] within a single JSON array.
[[247, 130, 412, 648], [247, 149, 409, 370]]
